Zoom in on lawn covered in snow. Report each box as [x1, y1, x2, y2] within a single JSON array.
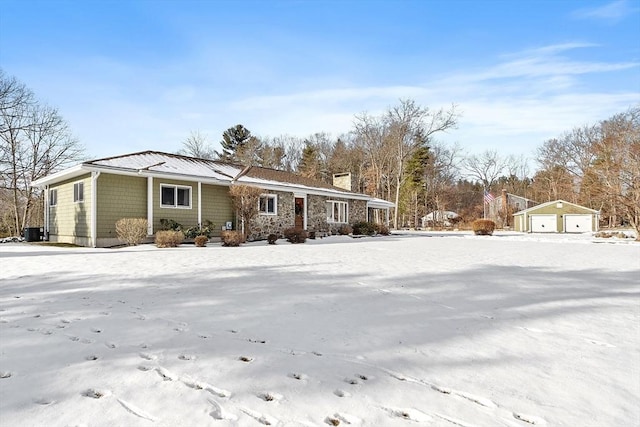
[[1, 232, 639, 427]]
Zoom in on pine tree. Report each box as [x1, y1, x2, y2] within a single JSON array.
[[218, 124, 252, 163]]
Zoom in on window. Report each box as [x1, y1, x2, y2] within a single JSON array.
[[49, 189, 57, 206], [73, 182, 84, 203], [161, 184, 191, 208], [259, 194, 277, 215], [326, 200, 348, 223]]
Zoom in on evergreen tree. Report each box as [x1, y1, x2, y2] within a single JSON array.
[[217, 124, 252, 163]]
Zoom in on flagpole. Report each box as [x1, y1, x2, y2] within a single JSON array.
[[483, 187, 486, 219]]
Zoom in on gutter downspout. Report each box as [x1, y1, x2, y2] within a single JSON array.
[[91, 171, 101, 247], [147, 177, 154, 236], [44, 185, 49, 240], [198, 182, 202, 230]]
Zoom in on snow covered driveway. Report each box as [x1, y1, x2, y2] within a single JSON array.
[[1, 232, 638, 426]]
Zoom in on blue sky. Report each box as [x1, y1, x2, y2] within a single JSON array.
[[1, 0, 638, 164]]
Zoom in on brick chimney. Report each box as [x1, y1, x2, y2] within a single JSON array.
[[333, 173, 352, 191]]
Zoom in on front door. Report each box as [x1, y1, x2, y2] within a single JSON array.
[[295, 197, 305, 229]]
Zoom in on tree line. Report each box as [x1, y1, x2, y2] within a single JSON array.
[[1, 69, 638, 237]]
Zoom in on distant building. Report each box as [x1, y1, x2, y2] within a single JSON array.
[[421, 210, 459, 228], [486, 190, 537, 228]]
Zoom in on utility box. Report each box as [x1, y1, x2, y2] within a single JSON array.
[[24, 227, 42, 242]]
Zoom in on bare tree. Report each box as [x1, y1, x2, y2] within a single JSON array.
[[228, 184, 263, 239], [177, 130, 216, 159], [0, 70, 84, 236], [386, 100, 458, 229], [463, 150, 508, 191], [592, 107, 640, 239]]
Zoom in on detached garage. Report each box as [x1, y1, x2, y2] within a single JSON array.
[[513, 200, 600, 233]]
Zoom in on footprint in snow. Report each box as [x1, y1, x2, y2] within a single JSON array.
[[513, 412, 547, 425], [33, 397, 54, 405], [258, 392, 283, 402], [85, 355, 99, 361], [99, 311, 110, 316], [83, 388, 111, 399], [105, 342, 117, 349], [344, 378, 360, 385], [334, 389, 351, 398], [383, 407, 432, 422], [0, 371, 12, 379], [81, 338, 95, 344], [139, 352, 157, 361], [138, 365, 153, 371], [68, 336, 80, 342], [178, 354, 196, 361], [327, 412, 360, 425], [240, 408, 277, 426], [289, 372, 307, 380], [238, 356, 254, 363], [156, 367, 177, 381], [90, 327, 102, 333], [209, 399, 237, 421]]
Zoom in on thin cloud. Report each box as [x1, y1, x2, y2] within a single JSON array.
[[572, 0, 639, 23]]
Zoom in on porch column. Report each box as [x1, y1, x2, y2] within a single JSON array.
[[198, 181, 202, 228], [147, 176, 153, 235], [91, 171, 100, 248]]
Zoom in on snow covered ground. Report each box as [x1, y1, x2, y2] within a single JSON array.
[[1, 231, 638, 427]]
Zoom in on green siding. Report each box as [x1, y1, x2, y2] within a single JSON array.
[[201, 184, 234, 236], [514, 201, 597, 232], [96, 174, 147, 239], [48, 174, 92, 241], [153, 178, 198, 230]]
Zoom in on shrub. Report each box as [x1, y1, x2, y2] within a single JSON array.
[[115, 218, 148, 246], [472, 219, 496, 235], [283, 227, 307, 243], [159, 218, 182, 231], [221, 230, 244, 247], [194, 235, 208, 247], [267, 233, 278, 244], [184, 220, 215, 238], [338, 224, 353, 235], [375, 223, 390, 235], [155, 230, 184, 248], [352, 221, 377, 236]]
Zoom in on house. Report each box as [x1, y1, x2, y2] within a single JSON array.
[[486, 189, 538, 228], [421, 211, 459, 228], [31, 151, 394, 247], [512, 200, 600, 233]]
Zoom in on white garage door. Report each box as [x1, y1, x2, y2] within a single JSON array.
[[564, 214, 593, 233], [530, 214, 557, 233]]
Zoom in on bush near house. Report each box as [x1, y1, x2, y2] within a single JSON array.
[[115, 218, 148, 246], [221, 230, 244, 247], [284, 227, 307, 243], [155, 230, 184, 248], [352, 221, 377, 236], [184, 220, 215, 238], [267, 233, 278, 244], [472, 219, 496, 235], [376, 223, 390, 235], [160, 218, 182, 231], [194, 235, 208, 247], [338, 224, 353, 235]]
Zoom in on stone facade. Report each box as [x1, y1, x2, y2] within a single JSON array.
[[249, 191, 295, 240], [249, 192, 368, 240]]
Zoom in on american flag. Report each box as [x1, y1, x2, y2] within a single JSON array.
[[484, 190, 495, 204]]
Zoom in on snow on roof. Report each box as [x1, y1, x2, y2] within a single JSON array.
[[86, 151, 241, 182], [34, 151, 385, 202]]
